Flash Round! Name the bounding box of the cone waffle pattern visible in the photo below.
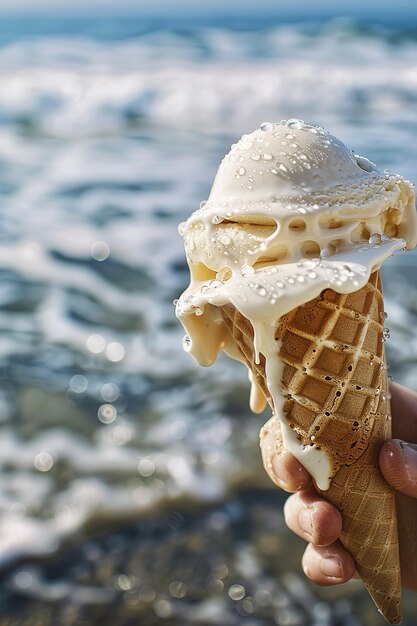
[222,270,402,624]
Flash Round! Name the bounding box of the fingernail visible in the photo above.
[320,556,343,579]
[400,442,417,484]
[299,508,313,537]
[271,454,289,487]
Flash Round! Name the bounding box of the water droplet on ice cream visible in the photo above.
[260,122,273,132]
[182,335,192,352]
[236,167,246,177]
[298,259,318,270]
[369,233,382,246]
[287,118,304,129]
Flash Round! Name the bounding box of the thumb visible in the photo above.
[379,439,417,498]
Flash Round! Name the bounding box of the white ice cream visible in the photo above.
[176,119,417,489]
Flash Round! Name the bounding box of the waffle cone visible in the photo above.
[221,270,401,623]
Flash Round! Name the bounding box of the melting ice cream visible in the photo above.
[176,119,416,489]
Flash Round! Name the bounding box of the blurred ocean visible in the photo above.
[0,14,416,626]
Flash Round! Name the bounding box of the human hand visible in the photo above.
[260,382,417,591]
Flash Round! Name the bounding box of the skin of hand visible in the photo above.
[260,382,417,590]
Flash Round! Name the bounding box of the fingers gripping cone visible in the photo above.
[222,270,402,623]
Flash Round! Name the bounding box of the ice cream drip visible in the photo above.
[176,120,416,489]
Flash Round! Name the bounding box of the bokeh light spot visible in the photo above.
[228,584,245,601]
[98,404,117,424]
[101,382,120,402]
[106,342,125,362]
[34,452,54,472]
[87,334,106,354]
[91,241,110,261]
[69,374,88,393]
[14,571,33,589]
[138,458,155,477]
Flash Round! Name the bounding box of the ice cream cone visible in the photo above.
[176,120,416,623]
[221,270,401,623]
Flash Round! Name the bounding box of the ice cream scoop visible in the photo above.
[176,119,417,623]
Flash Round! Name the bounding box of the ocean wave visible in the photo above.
[0,23,416,136]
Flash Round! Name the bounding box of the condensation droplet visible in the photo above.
[260,122,273,132]
[297,259,318,270]
[287,118,304,129]
[369,233,382,246]
[182,335,191,352]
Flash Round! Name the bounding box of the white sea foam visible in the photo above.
[0,25,415,137]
